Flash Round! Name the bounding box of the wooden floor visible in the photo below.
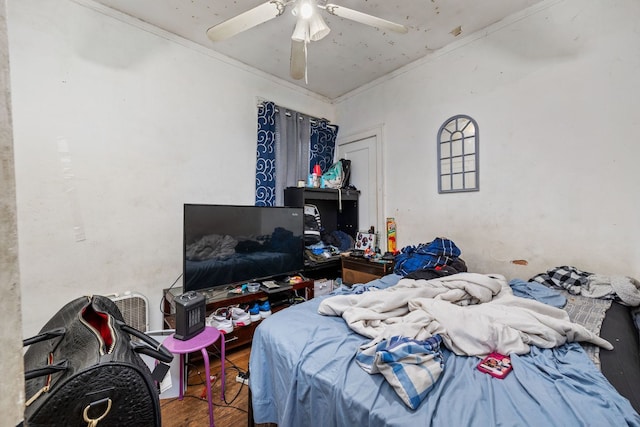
[160,344,253,427]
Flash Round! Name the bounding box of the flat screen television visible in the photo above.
[183,204,304,293]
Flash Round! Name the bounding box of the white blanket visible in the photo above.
[318,273,613,356]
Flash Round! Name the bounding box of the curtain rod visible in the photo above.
[256,97,332,125]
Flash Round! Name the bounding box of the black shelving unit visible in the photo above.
[284,187,360,280]
[284,187,359,238]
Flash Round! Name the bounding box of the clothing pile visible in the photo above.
[303,203,354,264]
[393,238,466,277]
[530,265,640,306]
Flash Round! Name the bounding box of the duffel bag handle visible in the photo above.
[116,321,173,363]
[24,360,68,381]
[23,327,66,347]
[23,327,69,381]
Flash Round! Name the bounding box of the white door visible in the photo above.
[337,129,383,248]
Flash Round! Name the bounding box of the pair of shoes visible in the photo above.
[206,308,233,334]
[248,299,272,321]
[258,299,272,318]
[248,303,261,323]
[207,301,272,332]
[230,305,251,327]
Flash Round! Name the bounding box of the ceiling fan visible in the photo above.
[206,0,408,82]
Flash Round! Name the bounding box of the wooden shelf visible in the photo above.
[163,280,314,352]
[341,256,394,285]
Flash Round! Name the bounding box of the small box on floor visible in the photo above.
[314,279,334,297]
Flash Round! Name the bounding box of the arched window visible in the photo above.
[437,115,479,193]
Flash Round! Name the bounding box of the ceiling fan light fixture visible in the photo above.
[291,17,310,42]
[299,0,315,19]
[206,0,410,86]
[308,13,330,41]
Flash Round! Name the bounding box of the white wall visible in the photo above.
[335,0,640,281]
[10,0,640,339]
[8,0,335,336]
[1,0,25,421]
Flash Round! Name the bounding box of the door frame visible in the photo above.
[337,125,385,242]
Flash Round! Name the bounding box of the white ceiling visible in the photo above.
[91,0,545,100]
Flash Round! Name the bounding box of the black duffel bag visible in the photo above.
[23,295,173,427]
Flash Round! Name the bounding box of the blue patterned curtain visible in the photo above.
[256,102,338,205]
[255,102,277,206]
[309,120,339,175]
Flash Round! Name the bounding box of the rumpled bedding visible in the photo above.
[249,290,640,426]
[318,272,613,408]
[318,273,612,356]
[509,278,567,308]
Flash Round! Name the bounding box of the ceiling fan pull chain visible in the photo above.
[304,41,308,84]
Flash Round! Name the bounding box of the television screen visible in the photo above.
[183,204,304,293]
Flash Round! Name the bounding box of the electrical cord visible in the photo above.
[180,357,247,407]
[159,273,182,316]
[207,343,245,373]
[185,361,211,387]
[221,375,247,406]
[179,344,248,407]
[205,345,250,406]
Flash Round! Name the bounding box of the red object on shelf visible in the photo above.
[313,164,322,176]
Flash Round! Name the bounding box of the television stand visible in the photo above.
[163,279,314,352]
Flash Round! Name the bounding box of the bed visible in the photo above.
[249,271,640,426]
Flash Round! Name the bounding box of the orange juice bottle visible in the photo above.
[386,218,397,254]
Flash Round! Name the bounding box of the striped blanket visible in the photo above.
[355,335,444,409]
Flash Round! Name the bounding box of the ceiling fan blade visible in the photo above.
[323,4,408,34]
[206,0,286,42]
[290,40,306,81]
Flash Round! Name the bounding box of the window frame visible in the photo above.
[437,114,480,194]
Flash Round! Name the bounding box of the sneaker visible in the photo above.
[206,308,233,334]
[248,302,261,323]
[230,306,251,327]
[258,299,272,318]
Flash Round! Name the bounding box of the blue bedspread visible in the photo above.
[249,276,640,427]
